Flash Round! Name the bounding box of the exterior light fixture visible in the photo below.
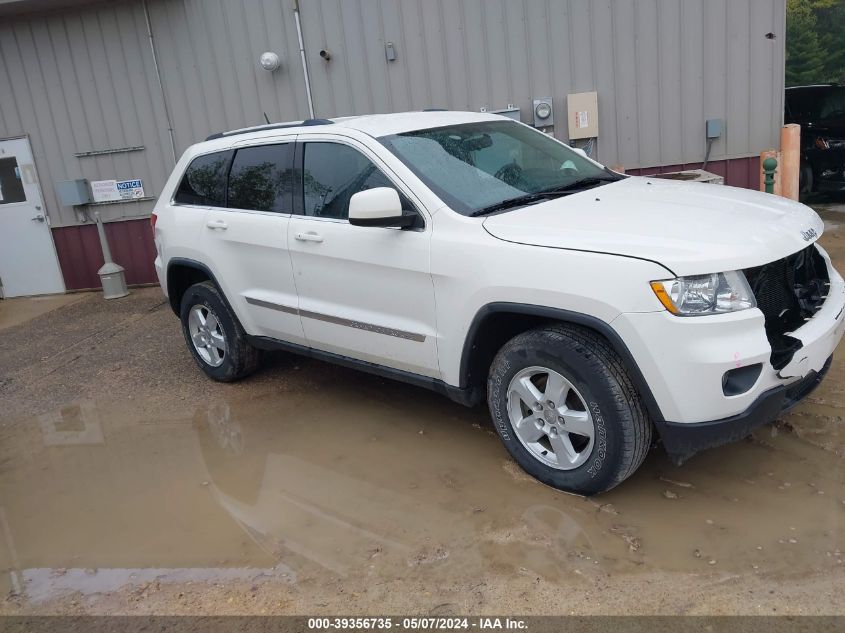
[259,52,281,72]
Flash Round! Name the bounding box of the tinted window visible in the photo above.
[302,143,395,219]
[227,144,294,213]
[174,151,230,206]
[787,87,845,121]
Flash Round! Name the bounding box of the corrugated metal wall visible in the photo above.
[0,0,786,232]
[296,0,786,168]
[0,0,173,227]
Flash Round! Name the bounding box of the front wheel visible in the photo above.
[487,324,652,495]
[800,163,814,196]
[180,281,261,382]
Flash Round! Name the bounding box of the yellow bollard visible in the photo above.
[780,124,801,200]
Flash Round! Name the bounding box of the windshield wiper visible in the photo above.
[539,176,618,194]
[471,176,619,217]
[470,193,549,217]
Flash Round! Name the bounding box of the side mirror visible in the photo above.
[348,187,415,228]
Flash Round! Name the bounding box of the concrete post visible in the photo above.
[780,124,801,200]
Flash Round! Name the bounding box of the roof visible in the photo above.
[0,0,97,16]
[786,84,841,90]
[205,110,507,143]
[335,110,505,137]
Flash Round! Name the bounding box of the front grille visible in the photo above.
[744,244,830,370]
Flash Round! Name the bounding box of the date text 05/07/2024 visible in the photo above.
[306,617,528,630]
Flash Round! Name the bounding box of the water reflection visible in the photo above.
[0,387,843,604]
[38,400,103,446]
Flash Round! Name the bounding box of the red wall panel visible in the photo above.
[626,157,758,190]
[52,218,157,291]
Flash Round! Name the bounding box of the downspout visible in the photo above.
[143,0,178,166]
[293,0,316,119]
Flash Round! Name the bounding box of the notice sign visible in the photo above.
[116,179,145,199]
[91,179,145,203]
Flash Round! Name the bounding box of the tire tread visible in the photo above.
[181,281,261,382]
[488,322,652,493]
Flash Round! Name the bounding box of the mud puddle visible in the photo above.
[1,377,843,606]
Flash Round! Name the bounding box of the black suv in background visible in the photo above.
[786,84,845,196]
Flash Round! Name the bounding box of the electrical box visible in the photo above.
[55,179,93,206]
[492,106,521,121]
[385,42,397,62]
[706,118,723,140]
[567,91,599,140]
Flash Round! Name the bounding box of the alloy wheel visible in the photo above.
[188,304,227,367]
[506,366,595,470]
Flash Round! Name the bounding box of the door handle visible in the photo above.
[31,214,45,222]
[295,231,323,243]
[206,219,228,230]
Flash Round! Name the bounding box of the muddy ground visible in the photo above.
[1,204,844,616]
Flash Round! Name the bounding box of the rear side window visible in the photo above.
[227,143,294,213]
[174,151,230,206]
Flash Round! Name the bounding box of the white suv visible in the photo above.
[152,111,845,494]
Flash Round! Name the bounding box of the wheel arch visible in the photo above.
[166,258,225,316]
[458,302,665,422]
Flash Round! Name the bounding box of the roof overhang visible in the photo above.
[0,0,113,17]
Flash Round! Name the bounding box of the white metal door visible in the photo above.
[0,137,65,297]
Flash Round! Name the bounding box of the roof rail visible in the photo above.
[422,108,448,112]
[205,118,334,141]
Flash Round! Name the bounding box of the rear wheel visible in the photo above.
[487,324,652,495]
[180,281,261,382]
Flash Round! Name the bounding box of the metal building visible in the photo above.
[0,0,787,295]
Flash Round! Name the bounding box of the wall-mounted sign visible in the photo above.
[90,178,145,203]
[116,179,145,199]
[90,179,120,202]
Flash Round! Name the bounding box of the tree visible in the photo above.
[786,0,845,85]
[786,0,827,86]
[814,0,845,83]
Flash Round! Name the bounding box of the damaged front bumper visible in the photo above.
[654,356,832,465]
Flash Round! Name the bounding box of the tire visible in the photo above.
[487,324,652,495]
[800,163,814,196]
[179,281,261,382]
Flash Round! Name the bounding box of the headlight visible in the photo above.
[650,271,756,316]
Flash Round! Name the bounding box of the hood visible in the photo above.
[482,177,824,277]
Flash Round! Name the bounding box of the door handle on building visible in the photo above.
[31,214,45,222]
[295,231,323,243]
[206,219,228,230]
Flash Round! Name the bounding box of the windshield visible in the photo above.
[787,87,845,122]
[378,120,621,216]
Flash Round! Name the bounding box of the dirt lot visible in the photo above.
[1,204,844,616]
